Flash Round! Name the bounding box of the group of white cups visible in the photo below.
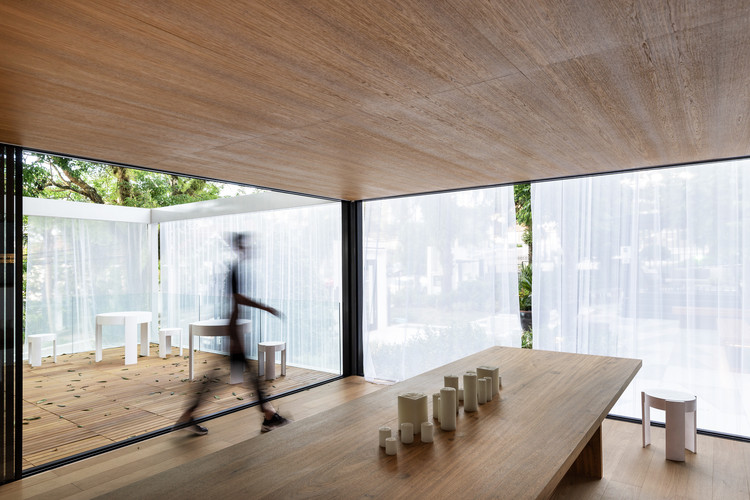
[380,365,501,456]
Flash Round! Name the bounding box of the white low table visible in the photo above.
[95,311,152,365]
[188,318,252,382]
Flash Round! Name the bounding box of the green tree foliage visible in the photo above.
[514,183,532,264]
[518,263,532,311]
[23,153,223,207]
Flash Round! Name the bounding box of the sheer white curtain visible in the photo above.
[533,160,750,437]
[160,203,342,373]
[363,186,521,382]
[25,217,151,354]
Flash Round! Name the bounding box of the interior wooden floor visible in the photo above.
[551,420,750,499]
[21,343,338,468]
[4,375,750,499]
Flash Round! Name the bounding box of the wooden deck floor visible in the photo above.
[22,343,338,469]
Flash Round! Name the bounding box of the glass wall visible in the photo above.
[362,186,521,382]
[20,152,343,470]
[160,203,343,373]
[25,217,151,353]
[533,159,750,438]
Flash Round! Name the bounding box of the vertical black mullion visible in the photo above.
[13,146,23,481]
[1,145,6,483]
[341,201,363,376]
[1,144,21,484]
[2,144,12,483]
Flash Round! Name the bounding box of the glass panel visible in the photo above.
[533,159,750,437]
[21,152,343,470]
[25,217,151,353]
[362,186,521,382]
[160,203,343,374]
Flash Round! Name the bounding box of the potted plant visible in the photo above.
[519,264,532,333]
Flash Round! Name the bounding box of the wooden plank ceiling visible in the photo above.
[1,1,749,201]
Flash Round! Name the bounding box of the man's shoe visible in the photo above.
[187,423,208,435]
[261,413,290,432]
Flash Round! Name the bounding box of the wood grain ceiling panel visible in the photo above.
[1,1,749,200]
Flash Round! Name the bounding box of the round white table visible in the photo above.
[188,318,251,382]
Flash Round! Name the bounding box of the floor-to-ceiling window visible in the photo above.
[159,199,343,374]
[534,159,750,438]
[20,152,343,470]
[362,186,521,382]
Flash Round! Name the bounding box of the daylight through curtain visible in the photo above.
[362,186,521,382]
[533,160,750,437]
[159,203,342,373]
[24,217,151,355]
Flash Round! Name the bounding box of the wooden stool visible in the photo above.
[258,341,286,380]
[28,333,57,367]
[642,389,697,461]
[159,328,183,358]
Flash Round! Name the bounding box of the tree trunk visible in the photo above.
[112,166,133,204]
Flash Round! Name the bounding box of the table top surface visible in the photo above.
[105,346,641,500]
[644,388,696,402]
[189,318,251,327]
[95,311,151,321]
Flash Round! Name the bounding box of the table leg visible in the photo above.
[95,324,103,362]
[159,330,166,359]
[189,326,194,380]
[642,391,651,447]
[569,424,603,479]
[686,407,697,454]
[124,317,137,365]
[30,338,41,367]
[666,400,686,461]
[265,350,276,380]
[140,321,150,357]
[230,358,243,384]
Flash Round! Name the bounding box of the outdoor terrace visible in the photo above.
[22,344,337,468]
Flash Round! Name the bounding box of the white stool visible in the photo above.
[159,328,183,358]
[258,341,286,380]
[28,333,57,367]
[642,389,697,461]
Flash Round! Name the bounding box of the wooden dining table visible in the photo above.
[104,346,640,500]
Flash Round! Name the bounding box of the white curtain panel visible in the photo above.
[25,217,151,354]
[362,186,521,383]
[160,203,342,373]
[533,160,750,437]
